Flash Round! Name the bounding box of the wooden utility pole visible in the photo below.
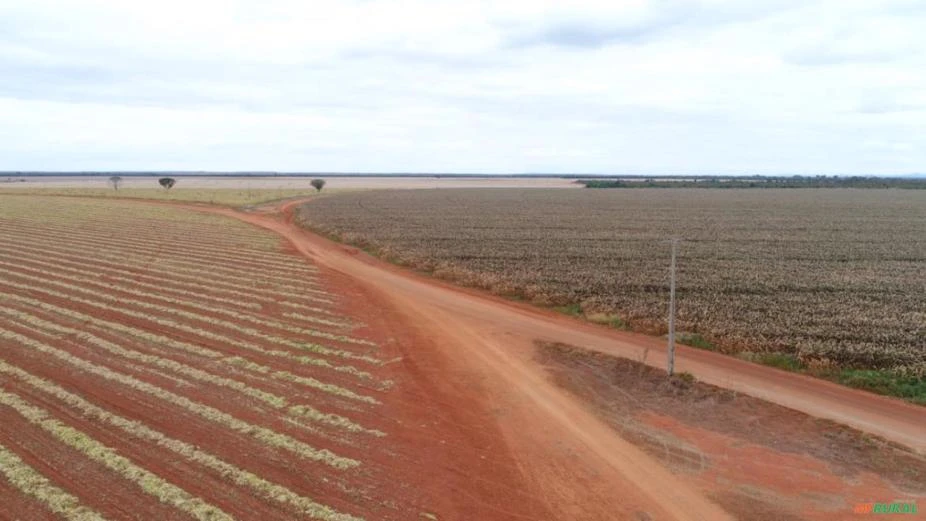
[667,238,679,376]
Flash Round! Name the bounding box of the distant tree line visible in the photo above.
[581,176,926,189]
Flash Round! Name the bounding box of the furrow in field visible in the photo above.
[0,236,334,306]
[0,221,320,278]
[0,248,262,311]
[4,304,385,447]
[0,292,381,398]
[0,442,107,521]
[0,405,192,521]
[0,480,58,521]
[0,256,353,332]
[0,216,312,265]
[0,277,379,373]
[0,360,366,521]
[0,232,330,301]
[0,306,383,436]
[0,223,321,281]
[0,326,382,518]
[0,327,362,470]
[0,237,338,314]
[0,389,235,521]
[13,216,300,257]
[0,219,290,265]
[1,217,270,248]
[3,217,282,249]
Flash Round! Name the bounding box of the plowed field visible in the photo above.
[0,195,543,520]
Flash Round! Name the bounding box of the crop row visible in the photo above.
[0,220,320,278]
[0,216,283,257]
[0,236,337,315]
[0,327,359,469]
[0,249,261,311]
[0,227,327,296]
[0,306,381,435]
[0,360,363,521]
[0,442,106,521]
[0,206,304,260]
[0,237,332,306]
[0,217,317,275]
[0,292,377,400]
[1,214,284,248]
[0,387,234,521]
[0,278,377,377]
[0,257,355,341]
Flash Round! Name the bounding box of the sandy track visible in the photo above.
[143,197,923,519]
[198,201,737,520]
[259,200,924,453]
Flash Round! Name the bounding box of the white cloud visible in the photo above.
[0,0,924,173]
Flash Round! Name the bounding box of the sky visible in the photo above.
[1,0,924,174]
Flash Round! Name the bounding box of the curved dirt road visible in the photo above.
[190,198,924,519]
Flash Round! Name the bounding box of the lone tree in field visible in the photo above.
[109,176,122,191]
[158,177,176,190]
[310,178,326,192]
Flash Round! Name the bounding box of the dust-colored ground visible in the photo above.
[6,194,923,520]
[0,195,554,520]
[535,341,926,521]
[188,197,924,519]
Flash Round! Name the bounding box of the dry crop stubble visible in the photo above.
[0,194,421,520]
[298,188,926,399]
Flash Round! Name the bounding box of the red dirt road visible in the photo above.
[188,199,925,520]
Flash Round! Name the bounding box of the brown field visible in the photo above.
[297,188,926,398]
[0,195,548,521]
[3,193,923,520]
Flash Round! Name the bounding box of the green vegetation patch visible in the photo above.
[837,370,926,405]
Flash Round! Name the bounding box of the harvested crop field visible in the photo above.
[297,188,926,399]
[0,195,542,521]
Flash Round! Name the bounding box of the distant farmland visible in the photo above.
[298,188,926,401]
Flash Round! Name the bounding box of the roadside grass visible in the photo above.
[739,352,804,371]
[553,303,583,316]
[836,370,926,406]
[736,352,926,405]
[585,312,630,330]
[552,304,632,330]
[677,333,716,351]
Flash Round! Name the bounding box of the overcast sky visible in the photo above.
[1,0,924,174]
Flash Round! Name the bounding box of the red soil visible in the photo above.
[0,239,338,314]
[0,263,361,355]
[0,400,192,521]
[0,283,376,398]
[0,331,372,519]
[0,479,58,521]
[2,195,923,520]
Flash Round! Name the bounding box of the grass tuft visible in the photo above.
[677,333,716,351]
[553,303,583,316]
[837,370,926,405]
